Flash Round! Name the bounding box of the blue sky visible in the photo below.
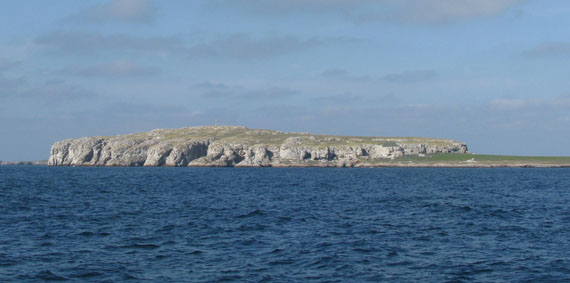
[1,0,570,160]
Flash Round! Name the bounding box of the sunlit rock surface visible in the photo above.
[48,126,468,167]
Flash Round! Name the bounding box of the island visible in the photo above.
[0,160,48,166]
[48,126,570,168]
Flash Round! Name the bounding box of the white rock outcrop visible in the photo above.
[48,126,468,167]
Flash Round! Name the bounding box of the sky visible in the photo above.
[1,0,570,161]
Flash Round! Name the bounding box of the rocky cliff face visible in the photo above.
[48,126,468,167]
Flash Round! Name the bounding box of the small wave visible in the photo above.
[70,271,103,279]
[78,231,109,237]
[121,243,160,250]
[386,260,413,266]
[35,270,68,281]
[306,256,334,268]
[269,259,294,265]
[217,274,243,281]
[122,273,138,280]
[413,235,431,241]
[40,233,54,239]
[236,209,264,218]
[353,248,373,253]
[278,216,292,222]
[156,224,176,232]
[78,231,95,237]
[469,267,493,275]
[459,205,472,211]
[0,258,18,267]
[489,260,508,266]
[237,224,266,231]
[335,264,352,271]
[239,238,257,245]
[490,209,512,218]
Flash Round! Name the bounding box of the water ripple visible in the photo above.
[0,166,569,281]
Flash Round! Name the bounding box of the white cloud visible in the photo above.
[20,80,97,102]
[0,75,95,103]
[490,98,528,109]
[0,57,20,72]
[193,82,231,90]
[36,32,183,54]
[0,76,26,99]
[62,60,158,77]
[315,92,363,104]
[490,95,570,110]
[522,42,570,58]
[322,69,370,81]
[68,0,156,24]
[194,81,299,100]
[208,0,524,24]
[36,32,348,59]
[384,0,524,24]
[381,70,437,83]
[187,34,351,59]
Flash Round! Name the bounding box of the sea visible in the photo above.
[0,166,569,282]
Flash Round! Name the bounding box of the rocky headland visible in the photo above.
[48,126,472,167]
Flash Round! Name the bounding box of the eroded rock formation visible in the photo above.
[48,126,468,167]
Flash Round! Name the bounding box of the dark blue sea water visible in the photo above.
[1,167,569,282]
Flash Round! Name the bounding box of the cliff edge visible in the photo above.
[48,126,468,167]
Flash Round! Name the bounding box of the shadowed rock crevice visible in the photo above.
[82,149,94,163]
[48,126,468,167]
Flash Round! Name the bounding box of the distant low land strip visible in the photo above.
[0,160,48,166]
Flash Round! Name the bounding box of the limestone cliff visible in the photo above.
[48,126,468,167]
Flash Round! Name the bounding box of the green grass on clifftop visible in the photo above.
[385,153,570,165]
[116,125,464,147]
